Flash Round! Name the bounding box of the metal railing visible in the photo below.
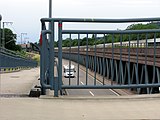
[0,47,38,71]
[41,17,160,97]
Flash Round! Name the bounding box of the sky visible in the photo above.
[0,0,160,43]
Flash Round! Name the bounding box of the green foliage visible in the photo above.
[62,38,71,47]
[16,50,28,58]
[54,41,58,47]
[14,44,22,51]
[126,23,159,30]
[0,28,22,51]
[4,28,16,49]
[107,23,160,43]
[30,53,40,65]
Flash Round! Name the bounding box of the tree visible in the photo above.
[4,28,16,49]
[106,22,160,43]
[2,28,22,51]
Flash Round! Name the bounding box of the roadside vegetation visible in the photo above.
[0,28,40,63]
[0,28,22,51]
[27,52,40,65]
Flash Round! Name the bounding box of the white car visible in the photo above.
[63,64,76,78]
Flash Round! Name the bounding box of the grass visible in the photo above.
[26,52,40,65]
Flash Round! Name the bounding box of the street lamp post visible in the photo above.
[21,33,27,44]
[2,21,13,48]
[49,0,52,18]
[0,14,2,47]
[48,0,52,43]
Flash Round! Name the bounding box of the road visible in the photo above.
[62,59,119,96]
[0,67,39,96]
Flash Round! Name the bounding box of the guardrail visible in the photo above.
[0,47,38,72]
[41,17,160,97]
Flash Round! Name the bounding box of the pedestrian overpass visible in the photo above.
[40,17,160,97]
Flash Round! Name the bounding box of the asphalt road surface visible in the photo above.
[62,59,119,96]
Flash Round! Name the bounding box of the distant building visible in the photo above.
[18,43,31,52]
[18,43,40,53]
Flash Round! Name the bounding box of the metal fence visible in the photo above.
[0,47,38,71]
[41,17,160,97]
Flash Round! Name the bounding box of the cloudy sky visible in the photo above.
[0,0,160,43]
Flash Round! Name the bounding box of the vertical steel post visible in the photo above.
[103,34,106,85]
[100,57,102,75]
[41,31,46,95]
[77,34,80,85]
[48,0,52,90]
[40,23,46,95]
[153,33,156,80]
[56,21,62,97]
[128,34,131,85]
[0,15,2,47]
[151,33,157,93]
[94,34,97,85]
[111,34,114,85]
[136,34,139,84]
[156,68,160,88]
[0,17,2,93]
[69,34,71,85]
[86,34,89,85]
[120,34,123,84]
[145,34,149,93]
[49,20,54,90]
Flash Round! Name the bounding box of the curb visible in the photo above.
[39,93,160,101]
[0,67,31,74]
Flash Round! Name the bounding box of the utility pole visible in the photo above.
[21,33,27,44]
[24,37,29,44]
[2,22,13,48]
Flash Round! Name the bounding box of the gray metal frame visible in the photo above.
[41,17,160,97]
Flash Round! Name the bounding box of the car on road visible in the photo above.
[63,64,76,78]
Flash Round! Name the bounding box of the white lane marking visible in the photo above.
[95,78,120,96]
[80,81,95,96]
[89,91,95,96]
[80,81,84,85]
[109,89,120,96]
[68,62,120,96]
[66,90,70,95]
[96,79,103,84]
[85,73,120,96]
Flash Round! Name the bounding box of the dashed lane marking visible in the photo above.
[109,89,120,96]
[79,69,120,96]
[80,81,84,85]
[89,91,95,96]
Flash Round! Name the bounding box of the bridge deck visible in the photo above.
[62,48,160,67]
